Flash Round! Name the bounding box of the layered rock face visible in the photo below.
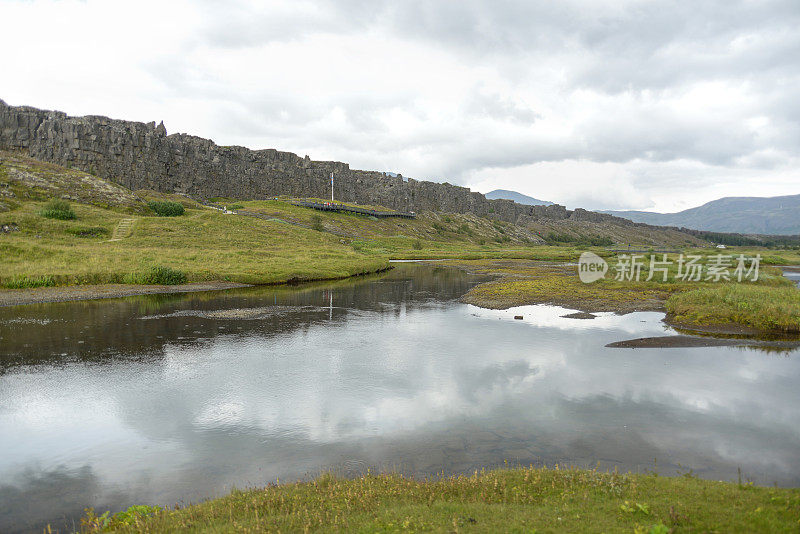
[0,99,632,225]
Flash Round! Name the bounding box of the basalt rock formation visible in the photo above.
[0,99,633,225]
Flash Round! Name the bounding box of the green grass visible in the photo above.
[2,274,56,289]
[65,226,110,238]
[81,466,800,533]
[0,200,389,287]
[667,284,800,333]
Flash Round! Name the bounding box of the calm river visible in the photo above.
[1,263,799,532]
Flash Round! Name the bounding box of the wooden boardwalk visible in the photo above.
[290,201,416,219]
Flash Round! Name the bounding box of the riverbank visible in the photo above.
[81,466,800,533]
[443,258,800,334]
[0,281,252,307]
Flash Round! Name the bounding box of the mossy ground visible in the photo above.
[81,467,800,533]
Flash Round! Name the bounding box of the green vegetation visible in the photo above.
[448,257,799,332]
[545,231,614,247]
[83,505,163,532]
[448,260,679,313]
[147,200,185,217]
[229,203,244,210]
[39,198,76,220]
[66,226,110,238]
[667,284,800,333]
[81,466,800,533]
[0,199,388,287]
[123,266,187,285]
[3,274,56,289]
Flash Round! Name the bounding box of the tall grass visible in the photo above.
[3,275,56,289]
[666,284,800,333]
[147,200,185,217]
[39,198,76,220]
[124,266,187,285]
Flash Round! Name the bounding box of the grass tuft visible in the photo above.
[124,266,187,285]
[147,201,185,217]
[39,198,76,220]
[66,226,110,238]
[3,274,56,289]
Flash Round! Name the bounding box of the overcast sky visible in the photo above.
[2,0,799,211]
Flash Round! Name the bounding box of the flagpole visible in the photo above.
[330,172,334,202]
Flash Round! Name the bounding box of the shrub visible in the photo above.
[412,239,423,250]
[310,214,324,232]
[229,204,244,210]
[544,232,613,247]
[125,266,187,285]
[146,266,186,285]
[432,222,447,234]
[40,199,76,220]
[66,226,110,238]
[148,201,185,217]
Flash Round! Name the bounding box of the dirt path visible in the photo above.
[0,281,251,308]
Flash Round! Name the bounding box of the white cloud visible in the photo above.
[1,0,798,211]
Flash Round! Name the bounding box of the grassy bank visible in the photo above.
[81,467,800,533]
[0,200,389,287]
[666,284,800,333]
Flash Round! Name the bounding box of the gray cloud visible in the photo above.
[2,0,798,210]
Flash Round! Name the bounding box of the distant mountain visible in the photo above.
[486,189,553,206]
[603,194,800,235]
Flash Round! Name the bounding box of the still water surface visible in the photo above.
[1,263,799,532]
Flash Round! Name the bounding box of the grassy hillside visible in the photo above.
[212,196,705,252]
[0,151,391,287]
[82,467,800,533]
[0,150,713,289]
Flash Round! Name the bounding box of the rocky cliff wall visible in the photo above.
[0,99,635,226]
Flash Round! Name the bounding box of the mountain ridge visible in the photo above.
[485,189,553,206]
[603,194,800,235]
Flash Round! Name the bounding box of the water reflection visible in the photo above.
[0,263,798,533]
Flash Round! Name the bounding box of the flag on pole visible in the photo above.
[330,172,334,184]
